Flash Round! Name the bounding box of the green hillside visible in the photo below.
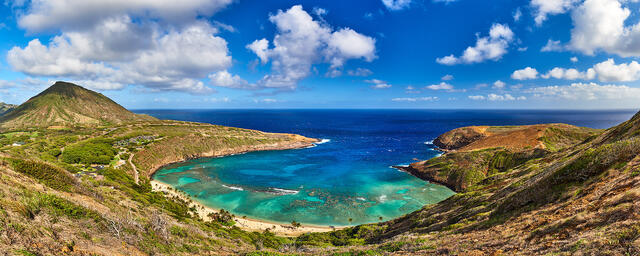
[0,81,156,129]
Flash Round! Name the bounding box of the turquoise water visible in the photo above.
[148,109,637,226]
[154,143,454,226]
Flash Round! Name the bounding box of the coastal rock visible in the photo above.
[404,124,599,192]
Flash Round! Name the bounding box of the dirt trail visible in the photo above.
[129,153,138,184]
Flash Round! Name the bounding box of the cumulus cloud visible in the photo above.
[7,0,236,94]
[541,67,596,80]
[254,98,278,103]
[246,39,269,63]
[592,58,640,82]
[468,94,526,101]
[511,67,539,80]
[208,71,252,89]
[347,68,373,77]
[436,24,514,65]
[531,0,578,26]
[493,80,506,89]
[381,0,412,10]
[425,82,454,90]
[541,39,564,52]
[571,56,578,62]
[366,79,392,89]
[527,59,639,82]
[17,0,232,32]
[492,94,526,101]
[441,74,454,81]
[392,97,438,102]
[514,8,522,22]
[246,5,376,89]
[569,0,640,57]
[526,82,640,100]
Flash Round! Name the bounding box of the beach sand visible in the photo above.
[151,180,344,237]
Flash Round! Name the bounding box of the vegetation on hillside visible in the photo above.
[0,81,156,129]
[61,138,117,165]
[2,82,640,255]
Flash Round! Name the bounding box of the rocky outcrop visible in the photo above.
[402,124,599,192]
[433,126,487,150]
[432,124,599,152]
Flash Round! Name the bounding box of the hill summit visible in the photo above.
[0,81,156,128]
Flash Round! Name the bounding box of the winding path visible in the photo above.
[128,153,139,184]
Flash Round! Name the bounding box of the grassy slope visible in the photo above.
[402,124,599,192]
[297,114,640,255]
[0,82,156,129]
[0,121,322,255]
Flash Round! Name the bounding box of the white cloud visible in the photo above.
[435,55,458,65]
[204,97,230,103]
[366,79,392,89]
[208,70,252,89]
[382,0,412,10]
[526,82,640,100]
[436,23,514,65]
[246,39,269,63]
[571,56,578,62]
[441,74,454,80]
[569,0,640,57]
[469,94,525,101]
[254,98,278,103]
[592,58,640,82]
[475,83,489,89]
[488,93,515,101]
[541,67,596,80]
[326,28,377,68]
[511,67,539,80]
[531,0,578,26]
[528,59,640,82]
[7,1,235,94]
[17,0,232,32]
[392,97,438,102]
[493,80,506,89]
[313,7,328,16]
[246,5,376,89]
[347,68,373,76]
[426,82,454,90]
[511,84,524,90]
[514,8,522,22]
[541,39,564,52]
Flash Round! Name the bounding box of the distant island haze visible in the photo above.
[2,0,640,255]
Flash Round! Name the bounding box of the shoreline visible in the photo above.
[146,134,320,178]
[150,180,345,237]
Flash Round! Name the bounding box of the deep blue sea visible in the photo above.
[137,109,637,226]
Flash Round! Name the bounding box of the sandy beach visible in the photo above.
[150,180,344,237]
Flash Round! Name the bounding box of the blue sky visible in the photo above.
[1,0,640,109]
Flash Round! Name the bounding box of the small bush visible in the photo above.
[4,158,74,191]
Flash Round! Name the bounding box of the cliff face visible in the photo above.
[403,124,599,192]
[132,124,318,178]
[433,124,599,152]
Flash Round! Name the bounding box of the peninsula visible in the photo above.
[1,82,639,255]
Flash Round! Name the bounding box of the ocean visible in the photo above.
[137,109,637,226]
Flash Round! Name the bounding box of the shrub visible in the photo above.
[5,158,75,191]
[62,138,116,165]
